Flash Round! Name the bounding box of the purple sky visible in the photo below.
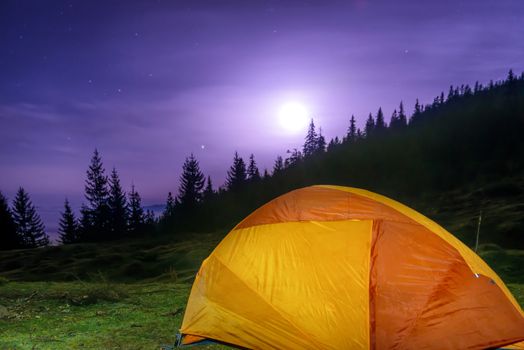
[1,0,524,237]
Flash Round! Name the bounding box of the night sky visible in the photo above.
[1,0,523,238]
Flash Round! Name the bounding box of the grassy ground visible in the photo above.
[0,232,225,283]
[405,175,524,249]
[0,281,234,350]
[0,247,522,349]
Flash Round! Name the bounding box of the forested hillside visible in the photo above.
[188,72,524,248]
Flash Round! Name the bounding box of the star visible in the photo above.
[201,145,205,150]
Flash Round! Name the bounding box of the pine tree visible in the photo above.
[144,210,156,229]
[203,177,215,199]
[0,191,20,250]
[507,69,517,92]
[327,139,335,151]
[81,149,110,241]
[316,127,326,153]
[247,154,261,181]
[507,69,515,82]
[273,156,284,175]
[327,137,341,152]
[108,167,128,239]
[347,115,357,143]
[78,204,91,242]
[365,113,375,137]
[447,85,454,101]
[85,149,109,209]
[163,192,176,218]
[285,148,302,167]
[410,99,422,124]
[303,119,318,157]
[128,185,145,235]
[415,99,422,113]
[178,154,205,207]
[389,109,399,129]
[226,152,247,191]
[58,199,79,244]
[432,96,440,108]
[12,187,49,248]
[263,169,270,179]
[159,191,175,229]
[398,101,407,126]
[375,107,387,132]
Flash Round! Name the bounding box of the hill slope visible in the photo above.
[192,75,524,248]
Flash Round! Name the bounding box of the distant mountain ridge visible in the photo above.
[144,204,165,217]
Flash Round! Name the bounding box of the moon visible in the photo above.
[278,102,309,133]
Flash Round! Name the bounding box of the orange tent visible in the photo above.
[179,185,524,349]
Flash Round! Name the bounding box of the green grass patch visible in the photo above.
[0,281,231,349]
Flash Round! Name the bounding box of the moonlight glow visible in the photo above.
[278,102,309,133]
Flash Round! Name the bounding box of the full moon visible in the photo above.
[278,102,309,133]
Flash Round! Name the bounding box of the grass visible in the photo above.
[478,246,524,284]
[0,232,231,349]
[0,281,190,349]
[0,232,224,283]
[0,231,234,349]
[0,281,232,350]
[404,175,524,249]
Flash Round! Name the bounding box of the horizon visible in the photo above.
[1,0,524,238]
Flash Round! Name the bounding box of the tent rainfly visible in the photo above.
[178,185,524,349]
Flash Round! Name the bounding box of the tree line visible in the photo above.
[1,69,522,249]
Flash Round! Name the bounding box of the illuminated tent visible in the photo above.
[178,185,524,349]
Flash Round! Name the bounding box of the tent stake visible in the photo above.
[474,210,482,253]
